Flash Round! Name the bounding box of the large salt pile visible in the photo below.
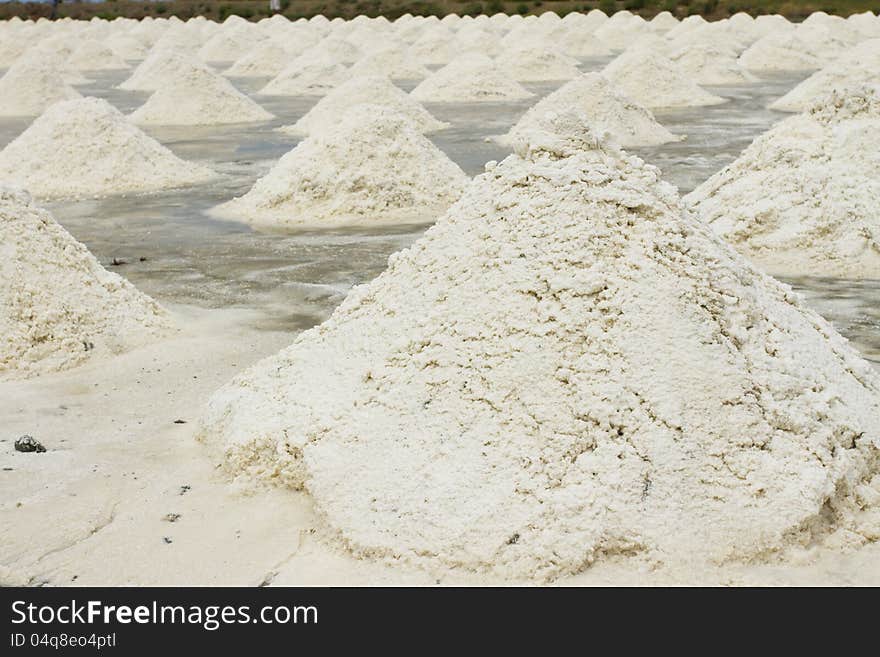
[0,60,82,117]
[0,97,217,199]
[68,39,129,70]
[603,48,725,108]
[258,55,350,96]
[282,75,447,136]
[119,50,212,91]
[498,73,680,148]
[770,40,880,112]
[669,44,756,85]
[410,53,534,103]
[212,104,468,230]
[686,86,880,279]
[0,187,172,379]
[129,65,274,126]
[494,46,582,82]
[199,110,880,580]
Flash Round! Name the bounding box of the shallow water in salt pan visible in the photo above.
[0,65,877,366]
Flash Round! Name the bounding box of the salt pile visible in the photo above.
[686,86,880,279]
[258,55,350,96]
[104,33,150,60]
[349,46,431,80]
[739,34,821,72]
[119,50,212,92]
[0,60,82,117]
[212,104,468,229]
[593,11,651,50]
[199,110,880,580]
[407,27,458,65]
[281,75,447,136]
[603,48,725,108]
[129,65,274,126]
[225,41,293,78]
[499,73,680,148]
[68,39,129,71]
[410,53,534,103]
[0,97,217,199]
[0,187,172,379]
[770,40,880,112]
[552,26,612,58]
[198,25,255,62]
[669,44,756,85]
[494,46,581,82]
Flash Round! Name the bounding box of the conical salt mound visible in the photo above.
[119,50,211,92]
[212,104,468,230]
[199,109,880,581]
[0,97,217,199]
[738,35,821,72]
[281,75,447,136]
[410,53,534,103]
[0,60,82,117]
[686,86,880,279]
[494,45,582,82]
[349,46,431,80]
[258,55,350,96]
[770,40,880,112]
[0,187,173,379]
[129,65,274,126]
[225,40,292,78]
[68,39,129,71]
[668,44,757,85]
[603,48,725,108]
[499,73,681,148]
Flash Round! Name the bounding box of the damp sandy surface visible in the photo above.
[1,63,878,586]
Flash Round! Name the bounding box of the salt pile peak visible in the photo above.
[199,109,880,580]
[0,187,173,379]
[0,97,217,199]
[212,104,468,229]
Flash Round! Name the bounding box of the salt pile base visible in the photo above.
[199,111,880,581]
[0,187,172,379]
[0,97,217,199]
[212,104,468,229]
[686,87,880,279]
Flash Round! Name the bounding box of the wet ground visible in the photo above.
[0,61,877,366]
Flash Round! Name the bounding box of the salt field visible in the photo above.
[1,9,879,587]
